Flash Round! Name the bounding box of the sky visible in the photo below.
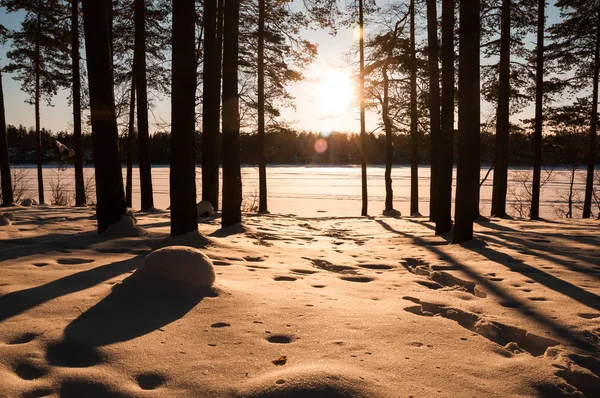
[0,2,564,137]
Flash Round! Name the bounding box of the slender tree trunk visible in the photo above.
[0,69,13,205]
[126,68,136,208]
[135,0,154,210]
[257,0,267,213]
[568,166,575,218]
[454,0,480,243]
[410,0,419,216]
[35,0,44,204]
[214,0,224,212]
[221,0,242,227]
[426,0,441,222]
[530,0,544,220]
[171,0,198,236]
[383,24,399,213]
[202,0,220,211]
[583,10,600,218]
[72,0,85,206]
[81,0,127,233]
[359,0,368,216]
[491,0,511,218]
[436,0,454,235]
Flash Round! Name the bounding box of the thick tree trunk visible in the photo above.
[135,0,154,210]
[426,0,441,222]
[171,0,198,236]
[72,0,85,206]
[257,0,267,213]
[530,0,544,220]
[436,0,454,235]
[0,69,13,205]
[126,69,136,209]
[35,0,44,204]
[221,0,242,227]
[410,0,419,216]
[359,0,368,216]
[491,0,511,218]
[454,0,480,243]
[81,0,127,233]
[583,11,600,218]
[202,0,220,211]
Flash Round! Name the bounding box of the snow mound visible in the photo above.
[197,201,214,217]
[103,214,146,237]
[133,246,216,287]
[20,198,38,206]
[382,208,401,218]
[237,365,382,398]
[125,208,137,225]
[0,213,11,226]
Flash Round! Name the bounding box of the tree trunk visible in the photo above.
[35,0,44,204]
[491,0,511,218]
[530,0,544,220]
[135,0,154,210]
[0,69,13,205]
[72,0,86,206]
[202,0,220,211]
[221,0,242,227]
[81,0,127,233]
[383,24,399,213]
[171,0,198,236]
[436,0,454,235]
[583,10,600,218]
[453,0,480,243]
[215,0,224,212]
[410,0,419,216]
[257,0,267,213]
[126,67,136,209]
[426,0,440,222]
[359,0,368,216]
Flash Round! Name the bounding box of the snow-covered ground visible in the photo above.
[0,206,598,397]
[10,165,591,218]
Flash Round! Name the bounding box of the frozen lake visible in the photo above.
[9,165,590,218]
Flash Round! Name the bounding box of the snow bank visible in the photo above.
[197,201,214,217]
[103,214,146,237]
[132,245,216,287]
[20,198,38,206]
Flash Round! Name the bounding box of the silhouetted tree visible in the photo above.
[126,65,135,208]
[81,0,127,232]
[3,0,70,204]
[409,0,418,216]
[171,0,198,235]
[222,0,242,227]
[436,0,454,235]
[71,0,85,206]
[0,69,12,205]
[530,0,544,220]
[202,0,220,211]
[426,0,440,222]
[454,0,480,243]
[257,0,267,212]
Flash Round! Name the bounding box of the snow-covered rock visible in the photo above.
[197,201,214,217]
[382,209,401,218]
[103,214,146,237]
[21,198,38,206]
[0,213,11,226]
[125,208,137,225]
[134,246,216,287]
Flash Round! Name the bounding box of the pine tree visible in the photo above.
[359,0,368,216]
[3,0,70,204]
[426,0,440,222]
[530,0,544,220]
[0,24,13,205]
[171,0,198,235]
[409,0,419,216]
[81,0,127,233]
[71,0,85,206]
[257,0,267,213]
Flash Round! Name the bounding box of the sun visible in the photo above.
[314,70,355,117]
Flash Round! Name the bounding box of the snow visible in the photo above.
[20,198,38,206]
[0,205,598,397]
[0,214,11,226]
[197,200,214,217]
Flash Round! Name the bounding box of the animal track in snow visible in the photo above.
[56,258,95,265]
[137,373,166,390]
[13,361,48,380]
[274,276,297,282]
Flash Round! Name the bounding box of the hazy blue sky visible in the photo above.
[0,2,566,137]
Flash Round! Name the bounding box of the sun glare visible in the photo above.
[314,71,355,117]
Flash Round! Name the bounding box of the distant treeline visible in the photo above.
[5,124,598,166]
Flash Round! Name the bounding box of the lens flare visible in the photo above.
[314,138,328,154]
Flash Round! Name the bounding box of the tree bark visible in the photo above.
[126,67,136,209]
[0,69,13,205]
[72,0,86,206]
[491,0,511,218]
[81,0,127,233]
[35,0,44,204]
[383,25,399,213]
[436,0,454,235]
[410,0,419,216]
[426,0,440,222]
[454,0,480,243]
[530,0,544,220]
[359,0,368,216]
[583,10,600,218]
[202,0,220,211]
[135,0,154,210]
[171,0,198,236]
[221,0,242,227]
[257,0,267,213]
